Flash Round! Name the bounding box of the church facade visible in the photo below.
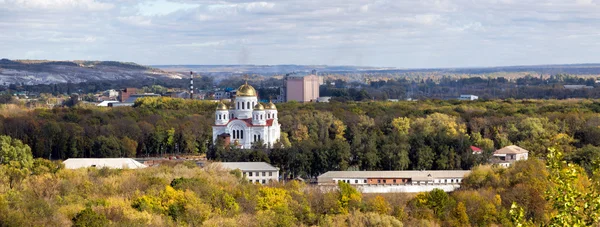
[212,82,281,148]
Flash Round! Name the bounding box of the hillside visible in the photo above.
[155,63,600,76]
[0,59,182,85]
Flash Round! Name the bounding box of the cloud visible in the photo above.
[1,0,600,68]
[0,0,114,11]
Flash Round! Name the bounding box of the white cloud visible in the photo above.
[1,0,114,11]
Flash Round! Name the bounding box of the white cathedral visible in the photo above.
[212,82,281,148]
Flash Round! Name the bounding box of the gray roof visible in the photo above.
[63,158,147,169]
[494,145,529,154]
[218,162,279,171]
[318,170,471,183]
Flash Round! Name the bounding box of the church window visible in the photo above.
[260,115,263,120]
[247,102,250,109]
[237,102,240,109]
[242,102,245,109]
[241,130,244,139]
[258,135,261,141]
[218,115,221,120]
[254,135,257,142]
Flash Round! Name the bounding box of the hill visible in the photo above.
[155,63,600,76]
[0,59,181,85]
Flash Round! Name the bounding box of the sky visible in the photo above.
[1,0,600,68]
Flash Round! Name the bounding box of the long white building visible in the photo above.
[317,170,471,193]
[212,82,281,148]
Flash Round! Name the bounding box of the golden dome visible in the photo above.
[216,102,228,110]
[265,101,276,109]
[254,103,265,110]
[236,81,257,97]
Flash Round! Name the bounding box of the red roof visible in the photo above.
[470,146,482,153]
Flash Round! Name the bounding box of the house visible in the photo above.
[458,95,478,101]
[63,158,147,169]
[470,146,483,155]
[218,162,279,184]
[492,145,529,167]
[317,170,471,193]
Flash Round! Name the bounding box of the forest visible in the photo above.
[0,134,598,226]
[2,98,600,179]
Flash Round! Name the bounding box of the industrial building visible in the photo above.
[63,158,147,169]
[280,71,321,103]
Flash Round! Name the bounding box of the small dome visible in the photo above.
[254,103,265,110]
[216,102,228,110]
[265,101,276,109]
[236,81,257,97]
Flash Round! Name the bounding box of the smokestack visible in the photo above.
[190,71,194,99]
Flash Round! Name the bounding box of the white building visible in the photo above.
[492,145,529,167]
[212,82,281,148]
[63,158,147,169]
[219,162,279,184]
[317,170,471,193]
[458,95,478,101]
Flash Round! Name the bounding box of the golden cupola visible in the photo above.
[236,81,257,97]
[216,102,228,110]
[265,100,276,109]
[254,103,265,110]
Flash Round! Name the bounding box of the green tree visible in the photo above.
[72,207,109,227]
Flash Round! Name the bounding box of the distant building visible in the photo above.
[564,85,594,90]
[458,95,478,101]
[283,72,320,103]
[492,145,529,167]
[63,158,147,169]
[103,89,119,98]
[387,99,399,102]
[97,100,119,107]
[470,146,483,155]
[317,97,331,103]
[219,162,279,184]
[109,93,160,107]
[317,170,471,193]
[118,88,137,102]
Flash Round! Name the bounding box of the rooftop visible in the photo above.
[494,145,529,155]
[318,170,471,183]
[218,162,279,171]
[63,158,147,169]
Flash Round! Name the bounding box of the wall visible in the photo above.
[243,170,279,184]
[286,78,305,102]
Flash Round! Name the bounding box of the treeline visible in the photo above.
[1,98,600,179]
[0,135,598,226]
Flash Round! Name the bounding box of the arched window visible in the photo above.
[218,115,221,120]
[247,102,250,109]
[242,102,245,109]
[237,102,240,109]
[241,130,244,139]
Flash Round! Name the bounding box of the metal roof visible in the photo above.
[317,170,471,183]
[218,162,279,171]
[494,145,529,154]
[63,158,147,169]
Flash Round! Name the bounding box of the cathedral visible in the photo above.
[212,82,281,148]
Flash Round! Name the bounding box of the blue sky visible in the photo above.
[1,0,599,68]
